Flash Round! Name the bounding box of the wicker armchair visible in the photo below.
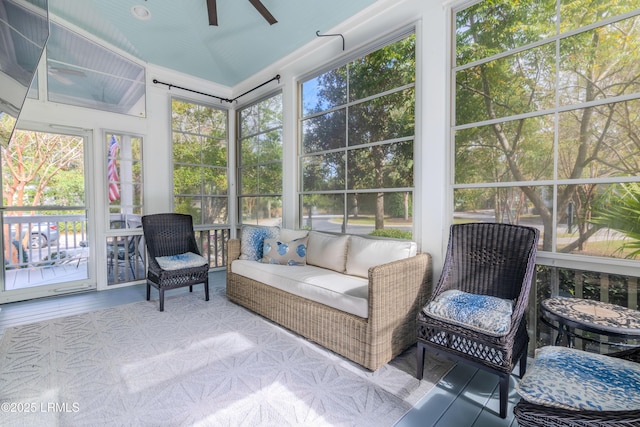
[416,222,539,418]
[141,213,209,311]
[514,346,640,426]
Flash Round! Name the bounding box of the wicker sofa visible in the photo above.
[226,228,433,371]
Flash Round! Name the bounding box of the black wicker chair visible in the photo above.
[514,346,640,426]
[416,222,539,418]
[141,213,209,311]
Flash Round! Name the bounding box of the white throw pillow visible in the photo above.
[306,231,350,273]
[345,235,417,278]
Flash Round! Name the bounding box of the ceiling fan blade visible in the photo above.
[207,0,218,26]
[248,0,277,25]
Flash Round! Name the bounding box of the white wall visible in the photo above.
[16,0,451,287]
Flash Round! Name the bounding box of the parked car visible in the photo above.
[17,222,60,249]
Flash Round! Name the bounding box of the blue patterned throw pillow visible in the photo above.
[516,346,640,411]
[423,289,514,336]
[262,236,309,266]
[239,225,280,261]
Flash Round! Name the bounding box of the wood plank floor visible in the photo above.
[0,271,522,427]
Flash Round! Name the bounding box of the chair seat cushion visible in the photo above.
[422,289,513,336]
[515,346,640,411]
[156,252,207,270]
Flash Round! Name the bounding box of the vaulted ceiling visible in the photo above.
[49,0,380,87]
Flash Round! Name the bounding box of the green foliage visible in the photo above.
[590,183,640,258]
[369,228,412,240]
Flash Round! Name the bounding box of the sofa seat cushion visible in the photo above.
[422,289,514,336]
[515,346,640,411]
[231,260,369,318]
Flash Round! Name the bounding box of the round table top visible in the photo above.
[541,297,640,336]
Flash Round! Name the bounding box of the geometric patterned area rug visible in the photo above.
[0,285,452,426]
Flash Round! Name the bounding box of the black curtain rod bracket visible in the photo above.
[316,30,345,51]
[152,75,280,104]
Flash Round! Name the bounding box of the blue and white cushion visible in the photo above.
[262,236,309,266]
[156,252,207,270]
[516,346,640,411]
[239,225,280,261]
[423,289,514,336]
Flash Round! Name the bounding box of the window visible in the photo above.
[237,93,283,226]
[105,132,144,285]
[46,22,145,117]
[453,1,640,264]
[172,98,228,225]
[299,32,415,238]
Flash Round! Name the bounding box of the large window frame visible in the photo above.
[451,2,640,276]
[237,92,283,227]
[171,97,229,227]
[298,30,416,238]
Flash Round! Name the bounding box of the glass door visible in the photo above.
[0,127,93,303]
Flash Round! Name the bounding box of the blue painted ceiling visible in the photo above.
[48,0,379,87]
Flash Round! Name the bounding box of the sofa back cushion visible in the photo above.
[346,235,417,278]
[306,231,350,273]
[279,228,309,241]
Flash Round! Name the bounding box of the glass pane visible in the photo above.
[200,105,227,139]
[564,182,640,260]
[348,34,415,102]
[172,99,198,132]
[47,23,145,117]
[559,15,640,107]
[240,94,282,137]
[455,0,556,67]
[300,194,345,232]
[174,196,201,223]
[346,192,413,238]
[347,141,413,189]
[174,165,201,194]
[560,0,640,33]
[240,196,282,225]
[173,132,201,166]
[3,129,85,207]
[453,186,549,250]
[258,163,282,194]
[203,138,227,167]
[302,110,346,153]
[259,130,283,163]
[202,197,228,224]
[301,66,347,117]
[301,152,345,191]
[239,166,258,195]
[202,167,228,195]
[558,101,640,180]
[455,115,555,184]
[240,135,260,166]
[348,88,415,146]
[455,43,556,126]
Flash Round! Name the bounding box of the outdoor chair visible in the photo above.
[514,346,640,426]
[141,213,209,311]
[416,222,539,418]
[107,220,143,277]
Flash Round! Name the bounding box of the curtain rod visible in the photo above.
[152,74,281,104]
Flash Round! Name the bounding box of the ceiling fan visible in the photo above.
[206,0,277,26]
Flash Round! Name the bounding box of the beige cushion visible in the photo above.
[279,228,309,241]
[306,231,350,273]
[346,235,417,278]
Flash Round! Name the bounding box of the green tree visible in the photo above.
[455,1,640,253]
